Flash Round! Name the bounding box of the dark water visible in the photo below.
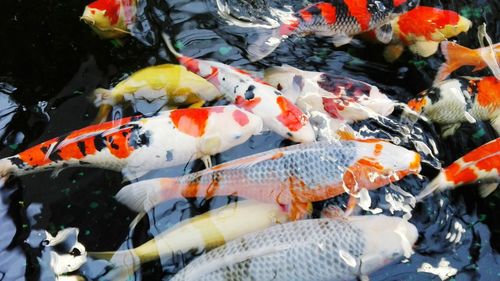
[0,0,499,280]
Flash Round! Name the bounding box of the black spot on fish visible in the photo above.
[292,75,304,91]
[274,91,282,96]
[277,83,283,91]
[79,161,91,165]
[128,128,151,149]
[287,132,293,137]
[425,87,441,104]
[108,136,120,150]
[233,85,240,94]
[9,157,25,169]
[77,141,86,156]
[222,77,226,81]
[40,146,49,154]
[94,136,107,152]
[244,85,255,100]
[49,151,63,162]
[166,150,173,161]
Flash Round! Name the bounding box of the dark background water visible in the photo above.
[0,0,499,280]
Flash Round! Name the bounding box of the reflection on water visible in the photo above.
[0,0,499,280]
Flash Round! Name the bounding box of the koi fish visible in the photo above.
[417,137,499,200]
[242,0,419,61]
[89,200,289,279]
[81,0,136,39]
[162,34,315,143]
[264,65,395,139]
[381,6,471,62]
[0,106,262,180]
[170,215,418,281]
[93,64,222,123]
[407,76,500,137]
[116,139,421,219]
[435,41,500,83]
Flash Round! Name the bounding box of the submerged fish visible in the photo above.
[89,200,289,278]
[81,0,136,39]
[382,6,471,62]
[162,34,315,143]
[170,215,418,281]
[116,139,421,219]
[417,137,499,200]
[264,65,395,139]
[0,106,262,180]
[244,0,419,61]
[93,64,221,123]
[435,41,500,83]
[407,76,500,136]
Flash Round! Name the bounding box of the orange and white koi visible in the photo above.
[435,41,500,83]
[93,64,221,123]
[417,138,499,200]
[380,6,471,62]
[264,65,396,139]
[116,139,421,219]
[407,76,500,136]
[81,0,136,39]
[162,34,315,143]
[240,0,419,61]
[0,106,262,180]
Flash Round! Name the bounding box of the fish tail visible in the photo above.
[246,26,284,62]
[434,41,473,84]
[415,172,448,201]
[88,250,140,279]
[115,178,178,213]
[92,88,114,124]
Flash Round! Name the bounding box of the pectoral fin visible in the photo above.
[330,34,353,47]
[479,183,498,198]
[408,41,440,57]
[383,44,405,62]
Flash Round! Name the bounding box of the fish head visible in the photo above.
[81,0,128,38]
[392,0,420,14]
[275,96,316,143]
[204,106,263,153]
[353,140,421,186]
[349,215,418,275]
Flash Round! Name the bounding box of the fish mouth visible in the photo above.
[80,16,96,26]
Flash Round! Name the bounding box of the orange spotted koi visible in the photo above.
[408,76,500,136]
[0,106,262,180]
[116,139,421,220]
[417,138,499,200]
[81,0,136,39]
[162,34,315,143]
[243,0,419,61]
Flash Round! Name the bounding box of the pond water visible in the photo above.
[0,0,499,280]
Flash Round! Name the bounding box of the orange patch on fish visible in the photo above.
[475,153,500,172]
[462,138,500,163]
[104,127,134,159]
[317,3,336,25]
[170,108,210,137]
[18,139,58,167]
[374,143,383,156]
[88,0,121,24]
[344,0,371,30]
[276,96,306,131]
[300,9,313,22]
[235,96,262,112]
[407,97,427,113]
[66,117,133,139]
[397,7,460,42]
[476,76,500,108]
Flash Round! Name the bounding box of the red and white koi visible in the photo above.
[417,138,499,200]
[0,106,262,180]
[264,65,395,139]
[116,139,421,219]
[236,0,419,61]
[81,0,136,39]
[377,6,471,62]
[408,76,500,136]
[162,34,315,143]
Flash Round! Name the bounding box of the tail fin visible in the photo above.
[477,24,500,80]
[415,172,448,201]
[115,178,177,213]
[246,28,283,62]
[434,41,473,84]
[88,250,140,280]
[92,88,114,124]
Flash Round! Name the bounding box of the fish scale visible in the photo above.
[171,218,365,281]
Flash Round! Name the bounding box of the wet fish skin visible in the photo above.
[247,0,419,61]
[408,76,500,136]
[93,64,221,123]
[170,215,418,281]
[0,106,262,180]
[88,200,289,279]
[162,34,315,143]
[116,139,421,219]
[81,0,136,39]
[417,137,499,200]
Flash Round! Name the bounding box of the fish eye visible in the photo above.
[277,83,283,91]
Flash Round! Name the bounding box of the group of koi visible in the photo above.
[2,0,498,280]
